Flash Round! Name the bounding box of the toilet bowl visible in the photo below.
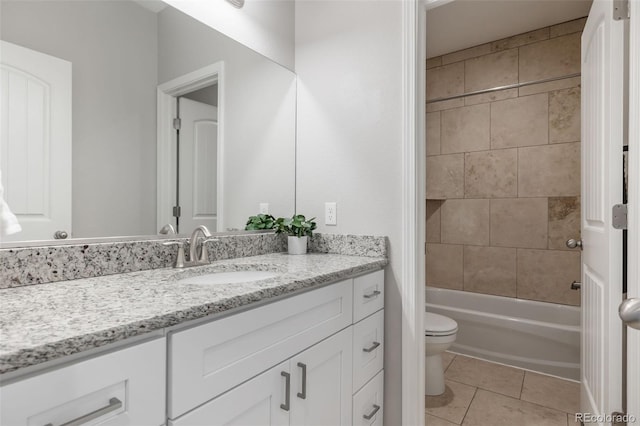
[425,311,458,396]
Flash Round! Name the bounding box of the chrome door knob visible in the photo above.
[54,230,68,239]
[566,238,583,249]
[619,298,640,330]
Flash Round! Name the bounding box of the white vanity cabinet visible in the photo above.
[169,269,385,426]
[0,337,166,426]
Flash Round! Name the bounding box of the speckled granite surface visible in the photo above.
[309,234,387,257]
[0,233,287,289]
[0,253,386,374]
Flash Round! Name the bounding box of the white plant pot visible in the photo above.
[288,236,308,255]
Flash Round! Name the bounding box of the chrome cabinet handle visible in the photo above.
[363,404,381,420]
[280,371,291,411]
[363,341,381,353]
[619,298,640,330]
[43,397,122,426]
[566,239,583,249]
[363,290,381,299]
[297,362,307,399]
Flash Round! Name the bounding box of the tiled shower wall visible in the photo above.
[425,18,586,306]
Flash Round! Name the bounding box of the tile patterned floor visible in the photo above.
[425,352,581,426]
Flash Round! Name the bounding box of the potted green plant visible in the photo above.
[244,214,276,231]
[274,214,317,255]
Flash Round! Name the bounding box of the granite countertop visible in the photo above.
[0,253,387,375]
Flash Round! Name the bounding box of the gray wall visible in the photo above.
[1,1,158,238]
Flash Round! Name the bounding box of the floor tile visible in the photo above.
[520,372,580,414]
[445,355,525,398]
[462,389,568,426]
[426,380,477,425]
[426,413,459,426]
[442,351,456,372]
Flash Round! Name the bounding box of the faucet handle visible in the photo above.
[199,238,220,263]
[163,241,186,268]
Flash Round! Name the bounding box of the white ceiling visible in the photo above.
[426,0,593,58]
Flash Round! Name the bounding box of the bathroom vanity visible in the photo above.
[0,254,385,426]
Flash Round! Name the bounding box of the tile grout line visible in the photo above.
[460,386,479,425]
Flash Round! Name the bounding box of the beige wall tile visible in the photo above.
[491,94,549,149]
[441,104,490,154]
[519,33,581,82]
[490,198,548,249]
[464,88,517,106]
[426,154,464,199]
[442,43,491,65]
[445,355,524,398]
[517,249,581,305]
[521,372,580,414]
[425,380,477,425]
[427,56,442,69]
[518,143,580,197]
[427,98,465,113]
[464,246,517,297]
[441,199,490,245]
[491,28,549,51]
[518,76,580,97]
[426,111,441,156]
[464,389,568,426]
[426,200,442,243]
[426,243,463,289]
[465,149,517,198]
[465,49,518,93]
[550,17,587,38]
[549,87,581,143]
[549,197,581,250]
[427,62,464,101]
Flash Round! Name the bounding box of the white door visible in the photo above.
[580,0,625,420]
[290,327,353,426]
[169,360,290,426]
[623,0,640,419]
[178,97,218,233]
[0,41,71,242]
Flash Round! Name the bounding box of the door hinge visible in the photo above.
[613,0,629,20]
[173,117,181,130]
[612,204,628,229]
[172,205,181,218]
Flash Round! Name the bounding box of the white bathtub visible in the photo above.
[426,287,580,380]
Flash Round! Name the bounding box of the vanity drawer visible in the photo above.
[168,279,353,419]
[352,370,384,426]
[0,338,166,426]
[353,308,384,392]
[353,270,384,323]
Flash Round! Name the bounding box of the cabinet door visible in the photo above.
[169,361,290,426]
[290,327,353,426]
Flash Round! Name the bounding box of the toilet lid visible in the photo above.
[425,312,458,336]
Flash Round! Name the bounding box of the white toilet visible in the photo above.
[425,312,458,396]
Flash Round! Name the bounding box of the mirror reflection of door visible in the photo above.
[175,86,218,234]
[0,41,71,242]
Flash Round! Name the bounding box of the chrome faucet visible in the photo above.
[163,225,218,268]
[189,225,216,263]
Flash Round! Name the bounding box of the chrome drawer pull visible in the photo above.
[363,290,381,299]
[363,404,381,420]
[297,362,307,399]
[43,397,122,426]
[280,371,291,411]
[363,341,381,353]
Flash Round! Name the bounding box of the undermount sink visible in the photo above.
[177,270,280,285]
